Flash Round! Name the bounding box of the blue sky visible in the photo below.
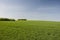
[0,0,60,21]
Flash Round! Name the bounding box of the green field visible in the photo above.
[0,21,60,40]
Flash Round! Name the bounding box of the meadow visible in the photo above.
[0,21,60,40]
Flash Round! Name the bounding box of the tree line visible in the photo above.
[0,18,27,21]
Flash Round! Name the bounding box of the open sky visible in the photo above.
[0,0,60,21]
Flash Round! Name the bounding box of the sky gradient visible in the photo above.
[0,0,60,21]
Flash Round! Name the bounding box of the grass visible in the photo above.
[0,21,60,40]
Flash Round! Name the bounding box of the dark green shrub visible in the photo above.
[9,19,15,21]
[0,18,15,21]
[18,19,27,21]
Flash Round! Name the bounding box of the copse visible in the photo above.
[17,19,27,21]
[0,18,15,21]
[9,19,15,21]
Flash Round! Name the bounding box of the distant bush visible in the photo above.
[18,19,27,21]
[0,18,15,21]
[9,19,15,21]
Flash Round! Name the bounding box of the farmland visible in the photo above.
[0,21,60,40]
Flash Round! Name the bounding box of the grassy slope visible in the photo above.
[0,21,60,40]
